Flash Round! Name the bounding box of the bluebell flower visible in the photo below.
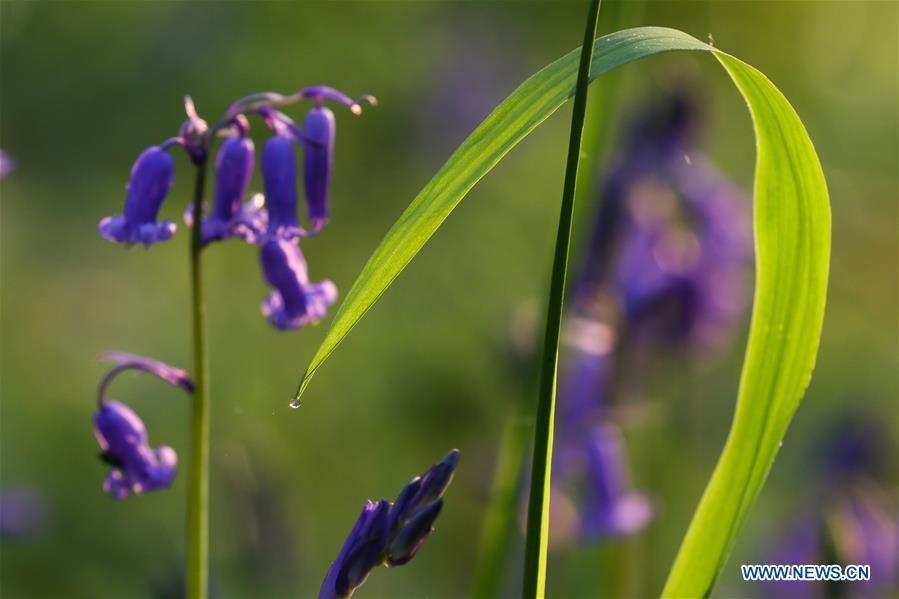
[259,238,337,330]
[580,425,652,538]
[614,160,751,349]
[262,135,306,241]
[319,450,459,599]
[763,517,823,599]
[575,90,750,352]
[94,400,178,500]
[98,146,177,246]
[94,352,193,499]
[762,414,898,599]
[302,105,335,230]
[186,135,266,245]
[832,487,898,598]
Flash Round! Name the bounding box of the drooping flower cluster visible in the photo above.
[93,352,193,500]
[551,89,751,543]
[98,86,376,331]
[319,449,460,599]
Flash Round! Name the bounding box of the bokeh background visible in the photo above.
[1,1,896,597]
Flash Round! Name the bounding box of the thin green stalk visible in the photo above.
[471,413,532,598]
[522,1,601,597]
[186,161,210,599]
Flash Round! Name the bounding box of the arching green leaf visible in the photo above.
[293,27,830,598]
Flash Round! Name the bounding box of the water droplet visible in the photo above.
[289,398,303,409]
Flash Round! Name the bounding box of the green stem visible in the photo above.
[471,412,531,598]
[522,1,601,597]
[186,161,210,599]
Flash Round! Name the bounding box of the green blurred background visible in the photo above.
[1,1,895,597]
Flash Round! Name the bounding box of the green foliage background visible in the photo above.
[1,2,895,597]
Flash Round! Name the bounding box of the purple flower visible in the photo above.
[834,489,899,597]
[98,146,176,246]
[0,149,14,178]
[320,499,391,599]
[319,450,459,599]
[763,517,823,599]
[94,400,178,500]
[262,136,305,240]
[302,106,335,229]
[574,91,750,352]
[613,166,750,350]
[94,353,193,499]
[259,238,337,330]
[0,487,48,538]
[186,135,266,245]
[581,425,652,538]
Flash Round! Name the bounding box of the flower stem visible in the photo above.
[522,1,601,597]
[471,412,531,598]
[186,161,210,599]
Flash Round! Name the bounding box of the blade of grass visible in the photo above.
[293,28,711,401]
[522,1,601,597]
[661,52,830,597]
[293,27,830,598]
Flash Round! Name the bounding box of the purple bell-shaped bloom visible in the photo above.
[581,425,652,538]
[99,146,176,246]
[259,238,337,330]
[94,352,193,500]
[319,450,459,599]
[262,136,305,240]
[186,135,266,245]
[302,106,335,229]
[94,400,177,500]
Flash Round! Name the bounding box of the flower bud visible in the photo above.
[386,499,443,566]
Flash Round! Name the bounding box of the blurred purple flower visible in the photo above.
[98,146,177,246]
[551,318,651,542]
[577,90,751,351]
[581,425,652,538]
[259,238,337,330]
[94,353,193,499]
[320,449,459,599]
[833,488,899,597]
[0,149,14,178]
[763,415,898,598]
[615,160,751,349]
[0,487,48,538]
[763,517,823,599]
